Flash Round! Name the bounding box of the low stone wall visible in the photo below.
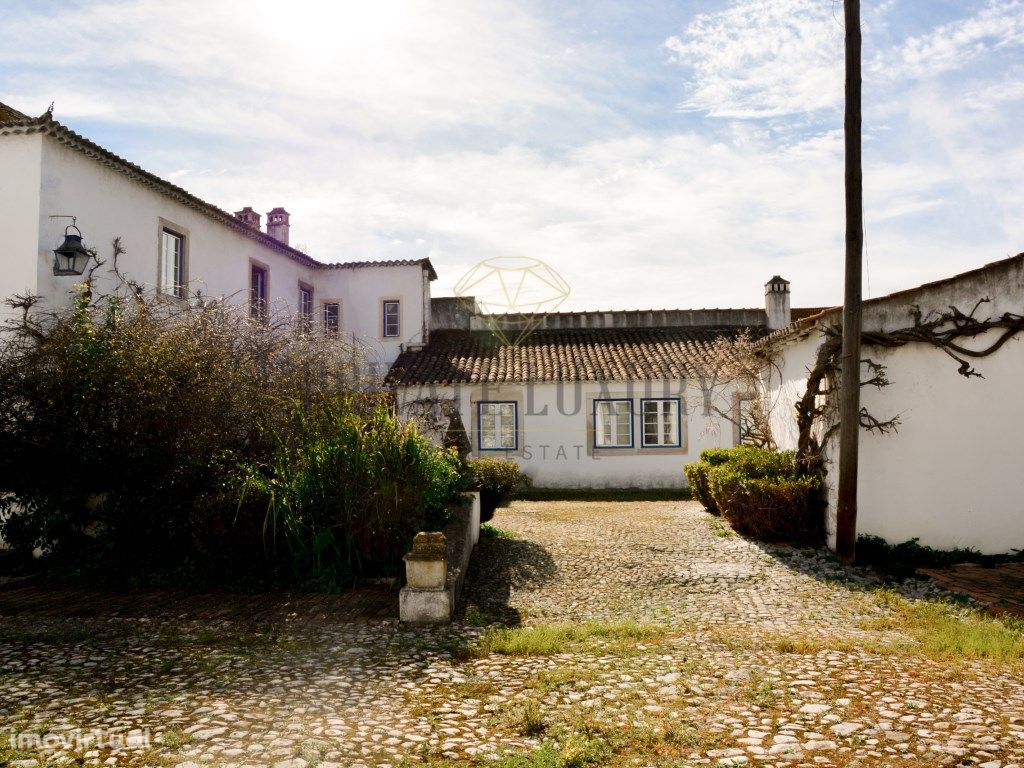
[399,491,480,624]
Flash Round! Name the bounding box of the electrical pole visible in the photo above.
[836,0,863,563]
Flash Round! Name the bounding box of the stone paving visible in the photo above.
[1,500,1022,768]
[920,563,1024,618]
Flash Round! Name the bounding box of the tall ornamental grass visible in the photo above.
[237,403,465,589]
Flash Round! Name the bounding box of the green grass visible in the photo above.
[476,620,664,657]
[868,592,1024,663]
[706,517,735,538]
[480,523,517,539]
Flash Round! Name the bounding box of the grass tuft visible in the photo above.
[868,592,1024,663]
[476,620,664,657]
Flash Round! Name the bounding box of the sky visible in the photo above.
[2,0,1023,311]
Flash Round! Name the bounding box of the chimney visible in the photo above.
[764,275,791,331]
[266,207,290,246]
[234,206,261,229]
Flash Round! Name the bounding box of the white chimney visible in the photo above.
[266,207,290,245]
[765,275,791,331]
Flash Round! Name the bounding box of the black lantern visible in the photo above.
[52,221,93,276]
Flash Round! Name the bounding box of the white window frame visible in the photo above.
[477,401,518,451]
[159,228,186,299]
[594,399,634,448]
[640,398,681,448]
[323,301,341,335]
[382,299,401,338]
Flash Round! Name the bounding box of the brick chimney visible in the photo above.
[266,207,290,246]
[764,275,791,331]
[234,206,261,229]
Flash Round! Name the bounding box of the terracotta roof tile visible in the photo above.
[387,326,763,385]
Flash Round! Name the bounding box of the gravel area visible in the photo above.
[2,499,1022,768]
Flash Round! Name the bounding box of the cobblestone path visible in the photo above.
[2,500,1022,768]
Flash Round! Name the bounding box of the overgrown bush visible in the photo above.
[0,279,463,587]
[469,458,531,522]
[236,402,466,588]
[684,446,822,543]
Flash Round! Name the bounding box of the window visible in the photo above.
[250,264,268,319]
[160,229,185,299]
[594,399,633,448]
[478,402,517,451]
[382,300,400,337]
[323,302,340,335]
[738,397,755,445]
[298,284,313,331]
[641,398,681,447]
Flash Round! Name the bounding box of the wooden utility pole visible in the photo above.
[836,0,863,563]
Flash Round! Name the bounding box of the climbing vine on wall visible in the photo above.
[792,298,1024,475]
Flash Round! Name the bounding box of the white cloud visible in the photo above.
[664,0,844,118]
[889,0,1024,79]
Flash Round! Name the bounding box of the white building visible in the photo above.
[762,253,1024,555]
[388,291,816,489]
[0,102,435,374]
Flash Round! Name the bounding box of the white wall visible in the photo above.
[764,332,820,452]
[767,256,1024,554]
[3,133,429,372]
[317,264,429,375]
[398,378,744,489]
[0,132,43,315]
[848,329,1024,553]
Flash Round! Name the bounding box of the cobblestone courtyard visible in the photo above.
[2,500,1022,768]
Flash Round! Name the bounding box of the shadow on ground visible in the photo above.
[457,534,557,626]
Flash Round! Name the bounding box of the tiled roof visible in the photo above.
[387,326,763,385]
[0,102,30,121]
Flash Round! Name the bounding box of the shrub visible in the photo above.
[0,283,464,587]
[685,446,822,543]
[468,458,531,522]
[684,462,716,513]
[237,402,466,588]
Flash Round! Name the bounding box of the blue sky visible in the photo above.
[2,0,1023,310]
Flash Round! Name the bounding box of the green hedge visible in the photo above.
[684,447,822,543]
[468,458,531,522]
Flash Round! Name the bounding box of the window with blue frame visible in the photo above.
[478,401,517,450]
[641,398,681,447]
[594,399,633,448]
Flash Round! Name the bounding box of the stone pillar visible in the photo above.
[399,532,451,624]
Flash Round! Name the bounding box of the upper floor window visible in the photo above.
[160,229,185,299]
[298,284,313,331]
[382,300,401,337]
[250,264,268,320]
[594,399,633,448]
[641,398,681,448]
[323,302,341,335]
[478,401,517,451]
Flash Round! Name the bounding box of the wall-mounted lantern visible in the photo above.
[51,216,94,276]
